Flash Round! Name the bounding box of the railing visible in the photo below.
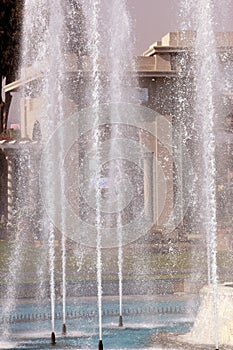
[0,305,191,324]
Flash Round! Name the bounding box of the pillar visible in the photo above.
[6,154,14,223]
[144,152,154,223]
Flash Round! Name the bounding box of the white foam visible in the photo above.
[0,341,17,349]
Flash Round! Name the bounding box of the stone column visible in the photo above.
[6,153,14,223]
[177,124,184,226]
[144,152,154,222]
[0,151,8,225]
[154,121,159,226]
[172,121,184,228]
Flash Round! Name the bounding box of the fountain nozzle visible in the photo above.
[98,339,103,350]
[51,331,56,345]
[62,323,67,335]
[118,315,123,327]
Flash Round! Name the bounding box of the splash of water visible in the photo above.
[81,0,103,340]
[48,223,55,333]
[61,211,67,327]
[15,0,132,345]
[1,159,28,337]
[117,214,123,318]
[0,148,41,337]
[107,0,134,324]
[43,0,67,337]
[22,0,68,338]
[180,0,219,347]
[194,1,219,346]
[80,0,134,339]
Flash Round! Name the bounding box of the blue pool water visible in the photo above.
[0,296,196,349]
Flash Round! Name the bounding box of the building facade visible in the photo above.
[0,31,232,243]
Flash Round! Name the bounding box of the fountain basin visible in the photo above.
[151,284,233,349]
[0,296,194,349]
[180,284,233,346]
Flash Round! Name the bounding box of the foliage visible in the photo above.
[0,0,23,133]
[0,0,86,133]
[0,0,22,77]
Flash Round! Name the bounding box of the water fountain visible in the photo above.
[0,0,233,349]
[150,0,233,348]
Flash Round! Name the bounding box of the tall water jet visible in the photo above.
[44,0,66,341]
[194,0,218,284]
[195,9,219,346]
[0,0,49,338]
[194,2,219,347]
[106,0,134,328]
[21,0,68,343]
[5,0,233,348]
[61,191,67,335]
[60,118,67,337]
[81,0,103,345]
[179,0,220,347]
[80,0,134,343]
[117,215,123,327]
[48,224,56,340]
